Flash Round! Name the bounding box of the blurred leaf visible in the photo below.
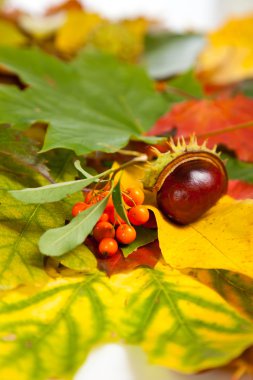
[198,15,253,85]
[225,155,253,183]
[142,33,205,79]
[0,47,167,155]
[168,69,204,99]
[56,10,103,54]
[0,18,27,46]
[149,94,253,162]
[228,180,253,200]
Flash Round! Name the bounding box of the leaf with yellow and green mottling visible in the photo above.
[0,151,97,288]
[0,265,253,379]
[184,268,253,321]
[149,196,253,279]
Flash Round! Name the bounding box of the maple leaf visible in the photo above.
[0,265,253,379]
[149,196,253,278]
[198,15,253,85]
[149,94,253,162]
[0,47,166,155]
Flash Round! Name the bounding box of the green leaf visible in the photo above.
[142,33,205,79]
[59,243,97,272]
[168,69,205,99]
[9,169,110,204]
[39,192,111,256]
[112,180,130,224]
[121,227,157,257]
[0,47,167,155]
[225,155,253,183]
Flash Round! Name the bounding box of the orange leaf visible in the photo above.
[149,94,253,162]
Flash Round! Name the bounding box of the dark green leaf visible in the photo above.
[39,192,111,256]
[112,180,130,224]
[225,155,253,183]
[0,47,167,155]
[121,227,157,257]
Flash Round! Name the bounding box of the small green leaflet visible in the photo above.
[121,227,157,257]
[9,168,111,204]
[112,180,130,224]
[39,192,111,256]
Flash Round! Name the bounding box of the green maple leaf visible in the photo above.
[0,264,253,379]
[0,47,167,155]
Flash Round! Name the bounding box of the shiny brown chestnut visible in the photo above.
[143,136,228,225]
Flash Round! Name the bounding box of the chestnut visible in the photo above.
[143,136,228,225]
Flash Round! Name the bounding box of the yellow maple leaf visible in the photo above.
[0,18,27,46]
[149,196,253,278]
[198,15,253,84]
[55,10,103,54]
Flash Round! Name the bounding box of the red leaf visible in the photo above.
[85,237,161,276]
[228,180,253,200]
[149,94,253,162]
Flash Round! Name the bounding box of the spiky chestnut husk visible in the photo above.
[143,136,228,225]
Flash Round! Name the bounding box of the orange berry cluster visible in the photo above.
[71,186,149,258]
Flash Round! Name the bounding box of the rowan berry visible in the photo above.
[116,224,136,244]
[128,205,149,225]
[93,222,115,242]
[99,238,118,256]
[123,187,144,207]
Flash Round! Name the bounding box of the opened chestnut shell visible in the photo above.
[143,137,228,225]
[156,151,228,224]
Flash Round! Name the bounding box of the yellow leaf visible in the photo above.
[198,15,253,84]
[0,19,27,46]
[149,196,253,278]
[89,19,149,62]
[55,10,103,54]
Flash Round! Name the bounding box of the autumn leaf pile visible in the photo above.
[0,1,253,379]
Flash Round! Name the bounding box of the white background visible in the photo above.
[5,1,253,379]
